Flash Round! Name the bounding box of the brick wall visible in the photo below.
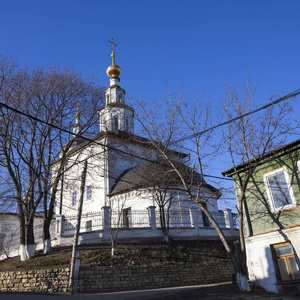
[0,260,233,294]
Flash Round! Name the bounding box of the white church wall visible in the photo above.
[109,186,222,230]
[55,142,108,216]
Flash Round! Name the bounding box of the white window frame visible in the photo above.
[263,166,296,212]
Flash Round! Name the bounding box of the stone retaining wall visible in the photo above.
[79,260,233,293]
[0,260,233,294]
[0,268,71,293]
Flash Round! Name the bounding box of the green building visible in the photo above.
[223,139,300,293]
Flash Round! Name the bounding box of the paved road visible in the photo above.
[0,283,299,300]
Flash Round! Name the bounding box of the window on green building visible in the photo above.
[271,242,300,282]
[263,167,296,212]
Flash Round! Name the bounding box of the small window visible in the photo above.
[201,202,210,227]
[86,186,92,200]
[123,208,131,228]
[125,118,129,131]
[72,191,77,206]
[86,220,92,232]
[112,116,118,131]
[271,242,300,281]
[106,94,110,104]
[263,167,296,212]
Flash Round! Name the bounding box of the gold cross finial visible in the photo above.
[108,37,117,52]
[75,104,80,124]
[108,37,117,65]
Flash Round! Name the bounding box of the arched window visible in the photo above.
[106,94,110,104]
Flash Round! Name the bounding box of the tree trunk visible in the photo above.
[69,160,87,291]
[20,217,36,261]
[42,217,52,254]
[197,201,250,291]
[159,205,170,243]
[25,217,36,259]
[19,216,26,261]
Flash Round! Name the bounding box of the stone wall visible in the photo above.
[78,260,234,293]
[0,268,71,293]
[0,261,233,294]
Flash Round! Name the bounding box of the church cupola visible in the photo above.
[73,106,82,137]
[98,38,134,133]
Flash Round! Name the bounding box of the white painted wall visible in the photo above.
[55,142,107,216]
[109,187,221,218]
[0,213,56,258]
[246,226,300,293]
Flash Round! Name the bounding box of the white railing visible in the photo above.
[110,210,150,228]
[156,211,193,228]
[61,208,237,235]
[63,211,103,234]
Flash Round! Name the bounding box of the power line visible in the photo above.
[0,101,156,164]
[172,88,300,144]
[1,88,299,182]
[0,101,228,181]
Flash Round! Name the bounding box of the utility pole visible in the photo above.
[69,159,88,294]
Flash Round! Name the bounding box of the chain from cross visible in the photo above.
[108,37,117,52]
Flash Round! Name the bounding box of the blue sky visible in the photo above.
[1,0,300,208]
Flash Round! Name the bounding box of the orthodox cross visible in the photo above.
[108,37,117,52]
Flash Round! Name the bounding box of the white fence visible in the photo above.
[63,211,104,234]
[0,208,238,259]
[61,207,237,235]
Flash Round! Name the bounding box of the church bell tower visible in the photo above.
[98,38,134,133]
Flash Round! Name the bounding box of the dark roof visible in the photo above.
[222,138,300,177]
[109,160,220,197]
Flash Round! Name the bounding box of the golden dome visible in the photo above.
[106,50,121,77]
[106,64,122,77]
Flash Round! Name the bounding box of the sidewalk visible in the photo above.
[0,282,299,300]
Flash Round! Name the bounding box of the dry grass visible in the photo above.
[0,240,230,272]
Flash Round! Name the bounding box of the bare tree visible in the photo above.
[108,194,129,256]
[132,86,253,291]
[220,78,298,289]
[0,55,105,260]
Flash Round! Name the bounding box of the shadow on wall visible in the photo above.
[248,245,279,293]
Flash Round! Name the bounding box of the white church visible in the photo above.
[52,41,239,243]
[0,42,238,258]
